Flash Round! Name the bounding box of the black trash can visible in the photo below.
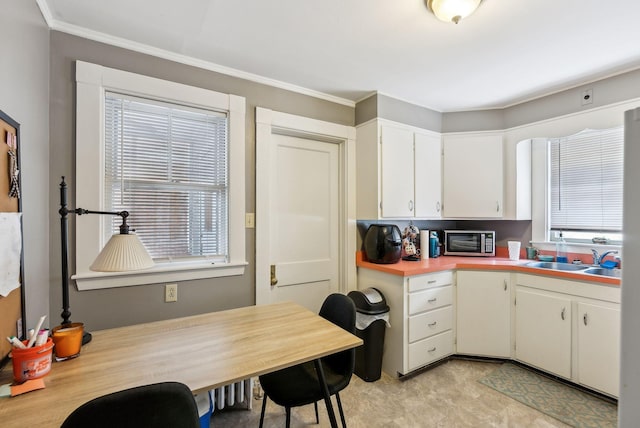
[347,288,389,382]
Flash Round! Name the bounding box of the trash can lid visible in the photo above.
[347,288,389,315]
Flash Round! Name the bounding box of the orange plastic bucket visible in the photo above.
[11,338,54,382]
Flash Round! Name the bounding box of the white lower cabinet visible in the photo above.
[515,274,621,397]
[577,301,620,396]
[357,267,620,396]
[515,288,572,379]
[456,271,511,357]
[357,269,454,376]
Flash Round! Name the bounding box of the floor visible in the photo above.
[210,359,572,427]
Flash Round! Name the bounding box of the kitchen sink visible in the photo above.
[524,261,590,271]
[583,267,622,278]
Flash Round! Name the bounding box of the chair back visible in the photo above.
[61,381,200,428]
[319,293,357,377]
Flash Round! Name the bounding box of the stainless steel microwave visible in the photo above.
[444,230,495,257]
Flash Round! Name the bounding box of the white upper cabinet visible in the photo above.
[414,131,442,218]
[380,125,415,217]
[356,119,442,219]
[442,134,504,218]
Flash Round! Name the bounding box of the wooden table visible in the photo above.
[0,301,362,428]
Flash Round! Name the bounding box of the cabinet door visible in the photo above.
[380,125,414,217]
[442,135,503,218]
[414,132,442,218]
[515,288,572,378]
[577,302,620,396]
[457,271,511,357]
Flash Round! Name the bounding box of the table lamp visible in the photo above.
[58,176,154,344]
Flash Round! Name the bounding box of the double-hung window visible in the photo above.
[104,93,229,262]
[548,126,624,244]
[74,61,246,290]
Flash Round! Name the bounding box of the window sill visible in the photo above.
[72,261,248,291]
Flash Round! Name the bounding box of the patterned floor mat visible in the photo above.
[478,363,617,428]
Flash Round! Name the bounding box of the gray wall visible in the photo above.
[49,31,354,331]
[358,68,640,133]
[0,1,50,330]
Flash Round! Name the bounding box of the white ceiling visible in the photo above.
[38,0,640,112]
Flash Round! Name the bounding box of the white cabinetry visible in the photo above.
[356,119,441,219]
[442,134,503,218]
[456,271,511,358]
[357,268,454,376]
[414,131,442,218]
[515,287,572,378]
[514,274,621,397]
[577,301,620,396]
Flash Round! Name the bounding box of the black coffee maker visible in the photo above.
[363,224,402,264]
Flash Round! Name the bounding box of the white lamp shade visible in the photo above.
[428,0,482,23]
[90,233,155,272]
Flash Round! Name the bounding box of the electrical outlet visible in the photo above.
[165,283,178,302]
[245,213,255,228]
[581,88,593,105]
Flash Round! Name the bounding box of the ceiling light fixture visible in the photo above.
[426,0,482,24]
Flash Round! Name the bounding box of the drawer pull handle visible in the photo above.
[583,313,588,326]
[428,321,437,327]
[428,347,437,352]
[427,280,437,284]
[428,298,437,303]
[561,307,566,321]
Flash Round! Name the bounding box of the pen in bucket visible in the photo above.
[27,315,46,348]
[35,330,48,347]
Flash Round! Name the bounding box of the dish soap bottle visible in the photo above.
[556,232,568,263]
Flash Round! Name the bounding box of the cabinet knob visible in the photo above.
[409,200,414,211]
[436,201,441,212]
[561,307,566,320]
[496,201,500,212]
[583,313,588,326]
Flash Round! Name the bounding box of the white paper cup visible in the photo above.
[508,241,521,260]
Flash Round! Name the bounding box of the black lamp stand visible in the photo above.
[58,176,130,345]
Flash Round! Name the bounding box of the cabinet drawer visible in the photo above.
[409,285,453,315]
[408,330,454,371]
[409,306,453,343]
[408,271,453,293]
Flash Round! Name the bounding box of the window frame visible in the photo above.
[73,61,246,290]
[548,126,624,245]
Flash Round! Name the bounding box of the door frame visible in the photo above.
[255,107,356,306]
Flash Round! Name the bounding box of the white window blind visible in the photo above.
[549,126,624,233]
[104,92,229,261]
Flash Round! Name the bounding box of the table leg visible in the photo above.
[314,359,338,428]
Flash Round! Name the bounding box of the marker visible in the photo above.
[35,330,48,347]
[8,336,26,349]
[27,315,46,348]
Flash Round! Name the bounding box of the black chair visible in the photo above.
[60,381,200,428]
[259,293,357,428]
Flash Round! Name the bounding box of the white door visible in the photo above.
[255,108,356,313]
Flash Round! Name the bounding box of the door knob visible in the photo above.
[270,265,278,286]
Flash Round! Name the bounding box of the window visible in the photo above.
[74,61,246,290]
[549,126,623,244]
[104,93,229,262]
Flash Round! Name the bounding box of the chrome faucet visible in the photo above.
[591,249,619,266]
